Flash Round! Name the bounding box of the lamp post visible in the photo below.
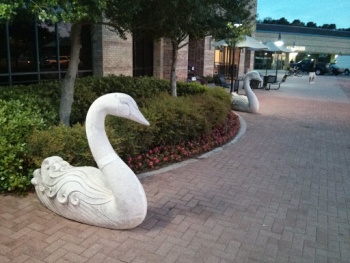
[264,52,268,76]
[275,33,283,47]
[274,33,284,78]
[229,23,242,93]
[230,41,236,92]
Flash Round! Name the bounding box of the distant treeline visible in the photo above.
[257,17,350,31]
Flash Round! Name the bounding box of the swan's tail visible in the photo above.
[31,156,67,190]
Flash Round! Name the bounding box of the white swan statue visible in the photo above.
[231,70,263,113]
[31,93,149,229]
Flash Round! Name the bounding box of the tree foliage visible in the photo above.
[258,16,350,31]
[1,1,111,126]
[104,0,256,96]
[306,21,317,28]
[1,0,257,120]
[291,19,305,27]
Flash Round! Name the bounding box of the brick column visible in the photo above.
[161,38,188,81]
[188,36,215,77]
[153,39,164,79]
[92,24,133,77]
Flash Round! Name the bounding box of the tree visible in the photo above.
[306,21,317,28]
[276,17,290,25]
[104,0,255,97]
[291,19,305,27]
[260,17,349,31]
[321,23,336,30]
[262,17,274,24]
[1,1,111,125]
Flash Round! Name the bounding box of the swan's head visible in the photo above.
[104,93,150,126]
[245,70,263,83]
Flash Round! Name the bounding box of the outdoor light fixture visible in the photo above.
[273,33,283,77]
[291,42,296,52]
[275,33,284,47]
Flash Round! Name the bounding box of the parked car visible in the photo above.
[314,62,330,75]
[41,56,70,69]
[289,59,311,72]
[329,64,344,75]
[290,59,342,75]
[334,55,350,75]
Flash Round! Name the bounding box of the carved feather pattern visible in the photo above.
[32,156,114,206]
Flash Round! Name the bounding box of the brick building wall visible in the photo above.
[153,39,164,79]
[203,37,215,77]
[188,37,215,77]
[92,27,189,81]
[92,24,133,77]
[156,38,188,81]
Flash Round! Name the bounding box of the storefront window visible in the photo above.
[0,9,92,86]
[0,24,7,74]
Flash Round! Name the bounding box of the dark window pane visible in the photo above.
[8,9,37,73]
[133,38,153,77]
[1,8,92,86]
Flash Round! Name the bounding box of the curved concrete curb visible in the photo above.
[138,113,246,179]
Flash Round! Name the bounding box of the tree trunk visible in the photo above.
[59,23,82,126]
[170,41,179,97]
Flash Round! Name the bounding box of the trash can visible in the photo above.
[250,79,261,89]
[263,75,268,88]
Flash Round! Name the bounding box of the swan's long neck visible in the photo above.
[85,99,147,218]
[243,76,259,112]
[85,104,118,170]
[243,77,256,101]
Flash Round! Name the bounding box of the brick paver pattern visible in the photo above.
[1,74,350,262]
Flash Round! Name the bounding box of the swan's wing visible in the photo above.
[32,156,114,206]
[231,93,249,104]
[231,94,251,112]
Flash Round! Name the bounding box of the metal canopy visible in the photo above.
[264,42,293,53]
[213,36,269,50]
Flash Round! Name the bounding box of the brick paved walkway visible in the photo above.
[1,74,350,262]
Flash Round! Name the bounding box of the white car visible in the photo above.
[335,55,350,75]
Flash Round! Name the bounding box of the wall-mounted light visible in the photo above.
[291,42,296,51]
[275,33,284,47]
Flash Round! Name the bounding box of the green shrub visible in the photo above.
[0,81,60,125]
[27,88,231,169]
[103,89,231,156]
[71,75,208,124]
[27,122,126,169]
[105,92,207,155]
[0,99,49,193]
[27,123,94,168]
[1,75,234,193]
[71,75,170,124]
[194,87,231,127]
[205,75,214,83]
[176,81,208,96]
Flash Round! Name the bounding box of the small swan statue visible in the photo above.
[31,93,149,229]
[231,70,263,113]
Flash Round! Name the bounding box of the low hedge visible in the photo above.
[1,75,235,193]
[0,98,54,193]
[70,75,207,124]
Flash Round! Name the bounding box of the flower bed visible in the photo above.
[126,111,240,173]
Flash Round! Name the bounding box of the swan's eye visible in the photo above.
[118,98,133,116]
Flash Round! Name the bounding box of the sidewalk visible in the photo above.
[1,75,350,262]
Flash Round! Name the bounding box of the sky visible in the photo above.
[257,0,350,29]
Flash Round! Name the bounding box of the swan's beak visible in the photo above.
[130,110,150,126]
[257,76,263,82]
